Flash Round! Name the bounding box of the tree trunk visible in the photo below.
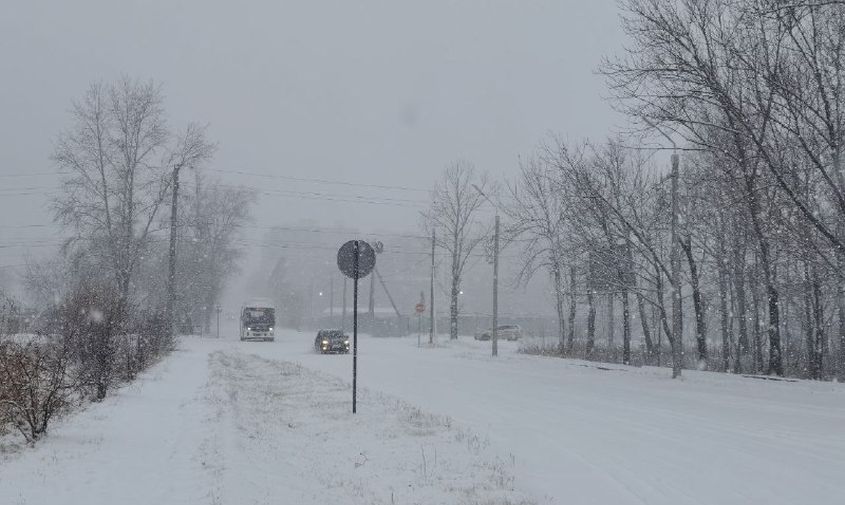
[553,267,566,354]
[655,266,673,365]
[746,181,782,375]
[681,237,707,367]
[765,267,783,376]
[751,276,764,374]
[732,249,749,374]
[803,261,819,379]
[637,292,654,361]
[621,288,631,365]
[567,266,577,352]
[838,245,845,381]
[450,281,459,340]
[813,274,825,378]
[586,289,596,358]
[607,293,615,360]
[717,258,732,372]
[834,147,845,381]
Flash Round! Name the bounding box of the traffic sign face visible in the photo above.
[415,303,425,314]
[337,240,376,279]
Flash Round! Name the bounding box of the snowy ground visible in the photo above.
[0,337,535,505]
[2,328,844,505]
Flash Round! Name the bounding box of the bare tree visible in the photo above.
[176,176,253,332]
[506,154,571,351]
[424,161,489,339]
[53,77,171,309]
[166,124,215,334]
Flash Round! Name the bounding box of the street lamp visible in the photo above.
[473,184,500,357]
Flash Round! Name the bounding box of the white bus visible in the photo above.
[240,300,276,341]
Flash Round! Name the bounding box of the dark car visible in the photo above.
[314,329,350,354]
[474,324,522,341]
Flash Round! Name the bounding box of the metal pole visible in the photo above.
[492,214,500,357]
[430,230,436,344]
[216,306,220,338]
[309,278,314,329]
[342,277,347,333]
[369,265,376,331]
[375,267,401,319]
[670,152,682,378]
[352,240,359,414]
[330,276,335,320]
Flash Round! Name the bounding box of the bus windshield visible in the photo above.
[243,307,275,325]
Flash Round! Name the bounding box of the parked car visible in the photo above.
[314,329,350,354]
[474,324,522,341]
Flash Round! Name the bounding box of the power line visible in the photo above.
[0,181,431,208]
[207,168,430,193]
[234,224,428,240]
[0,171,68,178]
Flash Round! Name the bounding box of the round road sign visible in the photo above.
[337,240,376,279]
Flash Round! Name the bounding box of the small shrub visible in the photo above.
[0,338,82,443]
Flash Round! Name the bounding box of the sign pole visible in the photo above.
[352,240,359,414]
[430,230,436,344]
[337,239,375,415]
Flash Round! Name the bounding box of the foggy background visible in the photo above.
[0,0,623,318]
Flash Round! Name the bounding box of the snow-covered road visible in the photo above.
[258,329,845,505]
[2,329,844,505]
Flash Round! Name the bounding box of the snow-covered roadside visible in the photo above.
[201,349,536,504]
[0,337,537,505]
[0,339,221,504]
[252,330,845,505]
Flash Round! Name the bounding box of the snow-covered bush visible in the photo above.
[0,338,82,443]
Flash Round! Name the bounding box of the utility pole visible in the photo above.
[430,230,436,344]
[474,184,500,357]
[644,118,682,378]
[670,152,683,378]
[166,164,182,336]
[492,214,500,357]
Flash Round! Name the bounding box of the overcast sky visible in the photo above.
[0,0,625,288]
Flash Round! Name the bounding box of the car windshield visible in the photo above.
[322,331,345,341]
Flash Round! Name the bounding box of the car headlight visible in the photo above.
[322,340,328,345]
[247,327,252,331]
[269,327,273,332]
[344,340,349,345]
